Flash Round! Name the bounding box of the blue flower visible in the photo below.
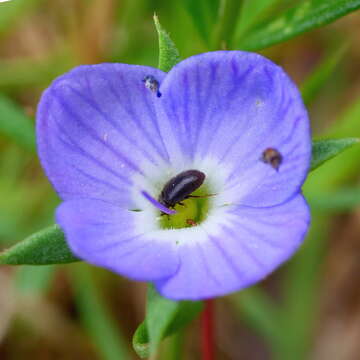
[37,51,311,300]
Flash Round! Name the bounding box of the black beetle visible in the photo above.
[158,169,206,209]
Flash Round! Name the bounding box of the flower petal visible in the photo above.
[56,199,179,281]
[155,194,309,300]
[157,51,311,207]
[37,64,168,206]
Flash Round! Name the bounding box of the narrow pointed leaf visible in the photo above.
[182,0,220,44]
[308,187,360,212]
[235,0,279,39]
[16,265,55,295]
[304,100,360,192]
[301,44,347,106]
[0,0,43,35]
[0,95,35,152]
[238,0,360,50]
[132,285,203,358]
[310,138,360,171]
[0,224,79,265]
[213,0,243,48]
[230,287,283,347]
[72,264,130,360]
[154,14,181,72]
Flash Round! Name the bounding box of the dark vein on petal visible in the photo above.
[192,64,202,158]
[193,62,219,157]
[182,72,193,158]
[54,116,132,185]
[225,65,255,105]
[94,232,147,253]
[167,88,188,155]
[71,79,160,167]
[62,157,124,192]
[141,87,171,162]
[224,110,302,187]
[53,89,144,175]
[196,242,223,287]
[221,97,291,175]
[225,220,284,250]
[99,71,169,162]
[200,65,255,161]
[222,225,266,269]
[209,234,244,278]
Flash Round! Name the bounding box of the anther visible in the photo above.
[261,148,283,171]
[143,75,161,97]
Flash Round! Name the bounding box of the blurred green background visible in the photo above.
[0,0,359,359]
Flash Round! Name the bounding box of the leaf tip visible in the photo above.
[153,13,161,31]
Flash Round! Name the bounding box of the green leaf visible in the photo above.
[182,0,220,44]
[132,322,150,359]
[212,0,243,48]
[15,265,55,295]
[0,95,35,152]
[0,0,43,36]
[301,44,348,106]
[238,0,360,50]
[304,99,360,192]
[308,187,360,212]
[132,285,203,358]
[0,53,74,91]
[235,0,279,39]
[230,287,283,348]
[72,264,130,360]
[154,14,181,72]
[280,214,327,360]
[282,104,360,359]
[310,138,360,171]
[0,224,79,265]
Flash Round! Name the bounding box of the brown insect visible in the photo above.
[186,219,197,227]
[261,148,282,171]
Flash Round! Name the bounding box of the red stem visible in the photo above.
[201,299,215,360]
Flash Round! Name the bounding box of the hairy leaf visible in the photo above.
[154,14,181,72]
[0,224,78,265]
[0,95,35,151]
[132,285,203,358]
[310,138,359,171]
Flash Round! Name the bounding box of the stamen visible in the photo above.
[141,190,176,215]
[142,75,161,97]
[260,148,283,171]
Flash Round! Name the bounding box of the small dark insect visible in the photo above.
[261,148,283,171]
[159,169,206,209]
[142,75,161,97]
